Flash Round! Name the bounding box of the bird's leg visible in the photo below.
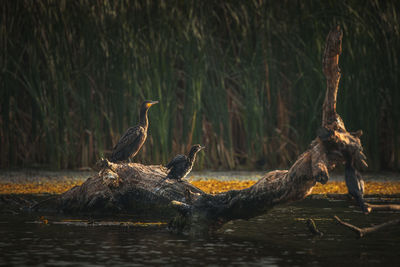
[354,194,370,214]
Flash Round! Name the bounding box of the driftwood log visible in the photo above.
[35,26,369,234]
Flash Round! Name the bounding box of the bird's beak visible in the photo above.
[146,101,159,108]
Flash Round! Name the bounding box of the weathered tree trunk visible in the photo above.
[35,26,368,234]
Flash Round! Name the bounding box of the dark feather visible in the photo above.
[110,126,145,162]
[166,154,186,169]
[165,145,204,180]
[109,100,158,163]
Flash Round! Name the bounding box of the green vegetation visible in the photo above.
[1,0,399,170]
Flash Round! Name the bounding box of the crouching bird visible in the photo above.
[110,100,158,163]
[344,158,369,214]
[165,144,205,181]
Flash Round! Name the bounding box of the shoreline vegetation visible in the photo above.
[1,1,399,171]
[1,179,399,195]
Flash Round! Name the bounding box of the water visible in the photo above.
[1,198,399,266]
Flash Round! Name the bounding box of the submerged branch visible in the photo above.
[366,203,400,212]
[306,218,324,236]
[334,215,400,238]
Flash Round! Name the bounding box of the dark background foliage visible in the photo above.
[0,0,399,170]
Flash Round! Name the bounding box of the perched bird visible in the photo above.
[344,158,369,213]
[110,100,158,162]
[165,144,205,181]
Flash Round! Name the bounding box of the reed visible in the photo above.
[1,0,399,171]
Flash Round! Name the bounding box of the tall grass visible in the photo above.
[0,0,399,171]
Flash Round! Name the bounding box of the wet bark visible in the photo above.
[33,26,369,234]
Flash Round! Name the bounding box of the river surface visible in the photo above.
[1,198,399,266]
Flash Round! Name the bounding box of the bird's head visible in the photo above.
[142,100,159,110]
[190,144,205,155]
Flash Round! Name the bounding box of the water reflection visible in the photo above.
[0,199,399,266]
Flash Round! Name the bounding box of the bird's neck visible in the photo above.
[139,108,149,129]
[188,150,197,163]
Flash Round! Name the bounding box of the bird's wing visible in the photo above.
[112,126,145,155]
[165,154,186,169]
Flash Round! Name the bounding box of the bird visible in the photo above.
[109,100,158,163]
[165,144,205,181]
[344,158,369,213]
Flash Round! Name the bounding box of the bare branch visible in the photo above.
[306,218,324,236]
[366,203,400,212]
[334,215,400,238]
[322,25,343,128]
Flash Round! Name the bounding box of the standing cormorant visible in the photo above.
[344,158,369,213]
[110,100,158,162]
[165,144,205,181]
